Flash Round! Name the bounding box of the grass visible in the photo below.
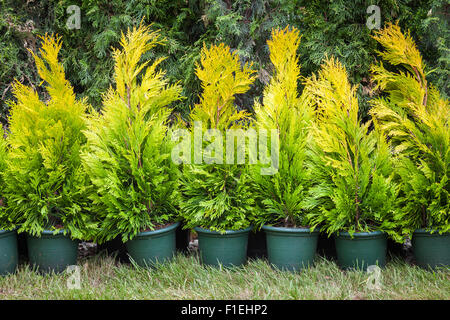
[0,251,449,300]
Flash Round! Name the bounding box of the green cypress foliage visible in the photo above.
[82,25,182,243]
[2,1,448,123]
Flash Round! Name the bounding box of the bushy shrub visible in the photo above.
[370,23,449,235]
[1,34,95,238]
[178,42,258,232]
[304,57,400,240]
[251,27,314,228]
[82,25,182,243]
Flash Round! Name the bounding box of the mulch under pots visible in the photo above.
[194,226,252,268]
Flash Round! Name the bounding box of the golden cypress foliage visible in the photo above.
[2,34,92,237]
[254,26,304,131]
[303,56,360,153]
[189,43,256,130]
[179,43,258,232]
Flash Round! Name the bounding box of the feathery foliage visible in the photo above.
[251,27,314,228]
[370,23,449,235]
[179,43,258,232]
[82,25,182,243]
[189,43,256,130]
[1,34,94,238]
[0,126,8,229]
[304,57,399,239]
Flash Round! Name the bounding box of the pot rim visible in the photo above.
[135,221,180,237]
[0,228,17,239]
[0,228,17,234]
[262,225,320,233]
[194,226,252,235]
[38,229,67,235]
[336,230,386,238]
[413,228,449,235]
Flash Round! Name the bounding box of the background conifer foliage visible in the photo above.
[0,1,448,124]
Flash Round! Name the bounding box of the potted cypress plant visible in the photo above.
[82,25,182,268]
[252,27,319,271]
[0,126,18,276]
[370,23,449,269]
[3,34,95,273]
[178,43,257,268]
[304,57,401,271]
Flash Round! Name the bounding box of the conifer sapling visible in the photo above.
[2,34,94,238]
[252,26,315,228]
[304,57,400,240]
[178,43,258,232]
[82,25,182,243]
[370,23,449,235]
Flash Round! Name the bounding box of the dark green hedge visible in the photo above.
[0,0,448,124]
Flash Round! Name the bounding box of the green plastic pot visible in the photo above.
[0,229,18,276]
[195,226,251,268]
[335,231,387,271]
[126,222,180,268]
[262,225,319,271]
[412,229,450,269]
[27,230,79,273]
